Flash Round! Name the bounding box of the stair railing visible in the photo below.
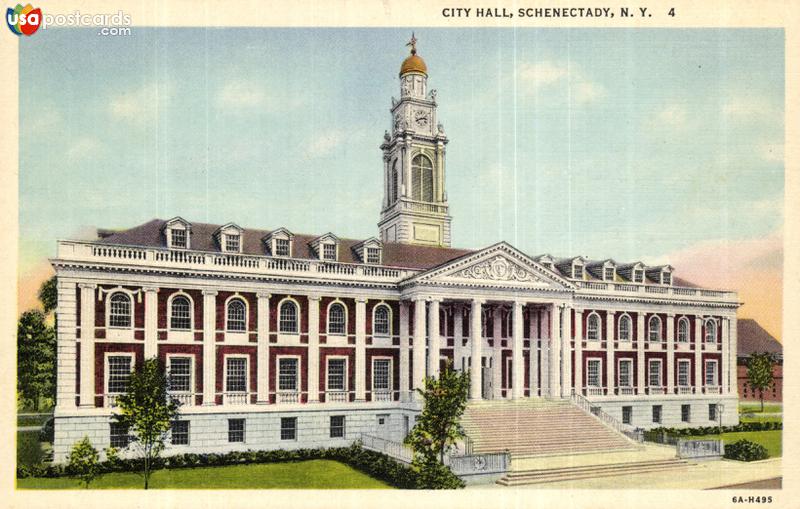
[570,393,644,444]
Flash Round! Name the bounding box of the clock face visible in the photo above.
[415,110,429,126]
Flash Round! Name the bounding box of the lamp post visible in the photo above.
[717,403,725,435]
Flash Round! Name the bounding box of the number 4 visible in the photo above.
[668,8,675,16]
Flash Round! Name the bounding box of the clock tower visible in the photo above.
[378,35,452,248]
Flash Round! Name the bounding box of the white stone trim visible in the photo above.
[326,299,348,336]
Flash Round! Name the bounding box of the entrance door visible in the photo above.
[505,357,513,398]
[481,355,493,399]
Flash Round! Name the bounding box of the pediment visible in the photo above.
[405,242,576,290]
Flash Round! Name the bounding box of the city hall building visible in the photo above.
[50,41,740,462]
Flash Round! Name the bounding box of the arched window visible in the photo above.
[677,317,689,343]
[390,161,399,203]
[108,292,131,328]
[705,319,717,343]
[170,296,192,330]
[227,298,246,332]
[328,303,346,335]
[618,315,632,342]
[586,313,601,341]
[374,304,390,336]
[411,154,433,202]
[279,300,298,334]
[648,315,662,342]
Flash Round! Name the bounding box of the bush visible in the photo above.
[644,421,782,442]
[66,437,100,488]
[724,440,769,462]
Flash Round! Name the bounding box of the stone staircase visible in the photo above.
[496,458,690,486]
[462,399,637,458]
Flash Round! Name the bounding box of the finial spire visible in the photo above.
[406,32,418,55]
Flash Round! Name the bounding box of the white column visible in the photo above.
[256,293,271,404]
[492,306,503,399]
[399,301,410,402]
[355,298,367,402]
[143,287,158,359]
[453,304,464,371]
[606,311,615,396]
[412,297,427,399]
[666,313,675,395]
[512,301,524,400]
[637,312,646,395]
[721,316,730,393]
[469,299,483,400]
[307,295,321,403]
[561,304,572,398]
[56,279,78,410]
[428,298,441,379]
[78,283,96,408]
[728,315,738,396]
[549,303,560,399]
[202,290,217,406]
[541,308,549,397]
[694,316,703,390]
[574,309,583,395]
[529,307,538,398]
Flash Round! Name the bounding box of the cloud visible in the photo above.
[653,230,783,339]
[517,60,605,105]
[24,107,62,134]
[656,104,688,127]
[306,132,346,159]
[108,82,171,125]
[216,80,266,109]
[66,137,101,160]
[722,96,779,123]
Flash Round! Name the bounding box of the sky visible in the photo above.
[18,27,784,337]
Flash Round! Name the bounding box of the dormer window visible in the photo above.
[572,265,583,279]
[163,217,192,250]
[225,234,240,253]
[633,269,644,283]
[264,228,294,258]
[366,247,381,264]
[171,229,187,249]
[662,272,672,285]
[604,267,614,281]
[322,243,337,261]
[275,238,290,257]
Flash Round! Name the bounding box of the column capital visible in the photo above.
[143,286,159,294]
[666,312,676,318]
[427,296,443,303]
[355,297,368,304]
[257,292,272,299]
[606,309,616,316]
[202,290,218,297]
[471,297,486,305]
[573,307,584,315]
[77,283,97,290]
[307,294,321,302]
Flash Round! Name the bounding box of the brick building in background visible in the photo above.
[737,319,782,402]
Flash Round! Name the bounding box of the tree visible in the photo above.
[17,310,56,411]
[112,358,180,489]
[405,362,470,465]
[38,275,58,315]
[746,352,776,412]
[67,437,100,488]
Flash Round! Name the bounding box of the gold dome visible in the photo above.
[400,52,427,76]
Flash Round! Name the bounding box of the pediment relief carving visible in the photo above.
[446,255,545,284]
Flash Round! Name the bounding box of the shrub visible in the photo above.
[724,440,769,462]
[66,437,100,488]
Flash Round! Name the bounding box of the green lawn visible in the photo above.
[739,402,782,414]
[17,431,44,467]
[739,414,782,424]
[17,460,393,490]
[688,430,782,458]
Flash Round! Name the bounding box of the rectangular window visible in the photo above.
[323,243,336,261]
[275,238,290,257]
[168,357,192,393]
[373,358,392,391]
[648,360,662,387]
[228,418,245,443]
[681,404,691,423]
[225,234,240,252]
[633,270,644,283]
[171,229,187,248]
[327,358,346,391]
[366,247,380,264]
[709,404,718,421]
[622,406,632,425]
[604,267,614,281]
[618,359,632,387]
[678,360,691,386]
[377,414,389,426]
[109,422,129,448]
[572,266,583,279]
[225,357,247,393]
[107,356,132,394]
[281,417,297,440]
[171,420,189,445]
[652,405,662,424]
[278,357,298,392]
[330,416,345,438]
[662,273,671,285]
[705,360,718,386]
[587,359,601,387]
